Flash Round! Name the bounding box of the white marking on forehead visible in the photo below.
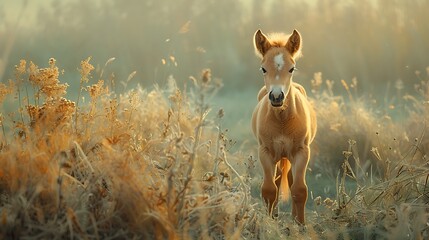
[274,53,284,71]
[275,75,279,81]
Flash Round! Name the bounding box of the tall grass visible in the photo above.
[0,58,428,239]
[309,69,429,239]
[0,58,256,239]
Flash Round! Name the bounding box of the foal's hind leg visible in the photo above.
[272,163,282,216]
[287,166,296,217]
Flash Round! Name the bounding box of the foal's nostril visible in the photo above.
[278,92,284,101]
[269,91,276,102]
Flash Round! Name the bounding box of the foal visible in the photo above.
[251,29,317,224]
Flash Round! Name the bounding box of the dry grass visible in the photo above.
[0,59,428,239]
[308,70,429,239]
[0,58,255,239]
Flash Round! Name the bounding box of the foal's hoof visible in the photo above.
[282,226,291,236]
[293,218,307,233]
[298,224,307,233]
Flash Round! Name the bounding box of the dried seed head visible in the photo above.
[40,83,68,98]
[217,108,224,118]
[15,60,26,75]
[28,59,67,98]
[323,197,334,207]
[371,147,382,161]
[27,104,42,121]
[27,97,76,127]
[80,57,95,83]
[201,69,211,84]
[0,80,14,104]
[87,80,106,99]
[314,196,322,206]
[49,58,56,68]
[342,151,352,158]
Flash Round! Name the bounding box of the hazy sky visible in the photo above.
[3,0,52,26]
[2,0,315,26]
[1,0,365,28]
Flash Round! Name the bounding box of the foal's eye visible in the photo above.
[260,67,267,75]
[289,67,297,73]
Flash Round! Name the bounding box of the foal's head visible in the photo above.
[254,29,302,107]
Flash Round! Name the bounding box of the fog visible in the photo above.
[1,0,428,143]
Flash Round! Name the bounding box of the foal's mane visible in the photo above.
[266,32,289,47]
[264,31,302,58]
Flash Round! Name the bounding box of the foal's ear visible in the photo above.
[285,29,302,58]
[254,29,271,58]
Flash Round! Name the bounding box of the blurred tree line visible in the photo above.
[1,0,428,98]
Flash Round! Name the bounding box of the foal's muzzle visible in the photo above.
[269,90,284,107]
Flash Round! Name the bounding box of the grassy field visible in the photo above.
[1,0,429,239]
[0,58,428,239]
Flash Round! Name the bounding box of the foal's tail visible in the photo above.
[279,158,291,201]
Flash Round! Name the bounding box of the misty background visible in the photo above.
[1,0,428,148]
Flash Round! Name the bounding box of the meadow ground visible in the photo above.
[0,58,428,239]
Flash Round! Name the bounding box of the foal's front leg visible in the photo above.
[259,146,278,216]
[291,145,310,225]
